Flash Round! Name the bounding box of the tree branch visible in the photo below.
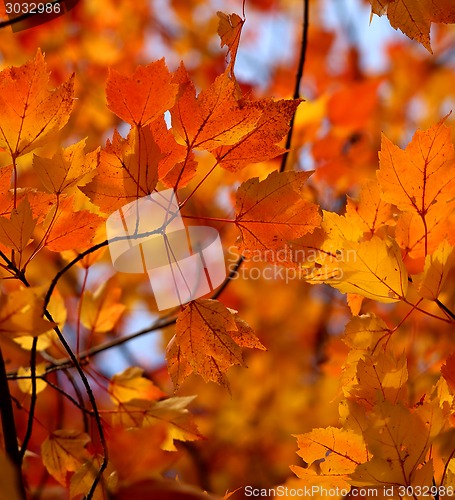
[279,0,310,173]
[0,347,26,499]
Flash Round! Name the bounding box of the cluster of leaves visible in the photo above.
[1,0,455,499]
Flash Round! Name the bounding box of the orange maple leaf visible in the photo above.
[166,299,265,389]
[369,0,455,52]
[213,98,303,172]
[170,65,261,151]
[44,196,104,252]
[106,58,178,126]
[235,170,321,257]
[0,50,74,158]
[81,126,159,214]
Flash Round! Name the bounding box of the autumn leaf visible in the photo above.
[108,367,164,404]
[346,179,393,236]
[44,196,104,252]
[151,116,198,188]
[343,314,391,353]
[41,430,91,486]
[306,236,408,303]
[33,139,99,195]
[369,0,455,52]
[106,59,178,126]
[350,402,432,487]
[170,66,261,151]
[349,352,408,406]
[217,11,244,74]
[80,279,126,334]
[0,49,74,158]
[413,240,455,300]
[378,120,455,211]
[166,299,264,389]
[377,120,455,266]
[291,427,368,488]
[235,170,321,258]
[81,126,159,214]
[113,396,203,452]
[213,98,303,172]
[0,198,36,253]
[70,456,113,500]
[0,288,55,338]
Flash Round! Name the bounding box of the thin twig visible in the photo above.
[279,0,310,173]
[19,337,38,460]
[0,347,26,499]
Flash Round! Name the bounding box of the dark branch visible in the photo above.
[279,0,310,173]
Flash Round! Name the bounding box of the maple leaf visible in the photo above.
[350,402,432,487]
[346,179,393,236]
[108,367,164,404]
[150,116,198,188]
[44,196,104,252]
[235,170,321,258]
[413,240,455,300]
[369,0,455,52]
[213,98,303,172]
[33,139,99,195]
[166,299,264,389]
[377,120,455,266]
[378,120,455,211]
[349,352,408,406]
[0,50,74,158]
[112,396,203,452]
[80,279,126,334]
[306,236,408,303]
[291,427,368,488]
[170,65,261,151]
[41,430,91,486]
[106,58,178,126]
[0,198,36,253]
[217,11,245,75]
[81,126,159,214]
[0,288,55,338]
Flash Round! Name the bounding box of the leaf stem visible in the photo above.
[279,0,309,173]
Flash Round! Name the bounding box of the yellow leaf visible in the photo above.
[80,279,126,334]
[414,240,455,300]
[33,139,99,195]
[41,430,91,486]
[351,402,431,487]
[108,367,164,404]
[112,396,203,452]
[14,291,66,350]
[346,180,393,236]
[292,427,367,487]
[17,363,47,395]
[307,236,408,303]
[0,288,55,338]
